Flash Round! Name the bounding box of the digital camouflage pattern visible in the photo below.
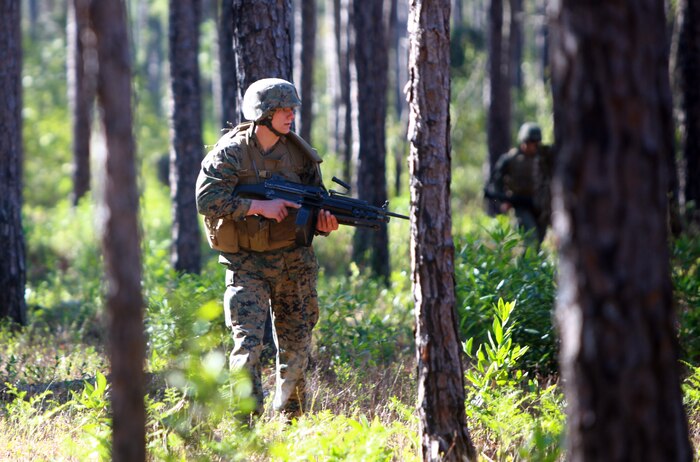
[196,116,324,416]
[224,245,318,415]
[241,78,301,122]
[196,123,322,225]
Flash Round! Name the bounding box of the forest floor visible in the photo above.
[3,325,700,460]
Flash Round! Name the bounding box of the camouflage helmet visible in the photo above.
[517,122,542,143]
[242,78,301,122]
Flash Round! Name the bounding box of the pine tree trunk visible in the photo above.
[68,0,93,205]
[351,0,390,280]
[452,0,463,28]
[486,0,511,215]
[297,0,315,141]
[0,0,27,326]
[146,15,165,117]
[549,1,692,460]
[27,0,39,40]
[328,0,354,181]
[536,0,549,84]
[407,0,477,460]
[169,0,203,274]
[232,0,294,114]
[678,0,700,225]
[389,0,409,196]
[218,0,238,127]
[509,0,523,90]
[326,0,341,155]
[88,1,146,460]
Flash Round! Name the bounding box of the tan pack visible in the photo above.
[204,216,240,254]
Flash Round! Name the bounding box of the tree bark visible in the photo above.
[297,0,316,142]
[535,0,549,83]
[231,0,294,117]
[351,0,390,280]
[326,0,355,179]
[407,0,477,460]
[337,0,355,181]
[68,0,94,205]
[87,1,146,460]
[145,15,166,117]
[169,0,203,274]
[549,1,692,460]
[486,0,511,215]
[509,0,523,90]
[389,0,409,196]
[0,0,27,326]
[677,0,700,225]
[326,0,341,155]
[452,0,463,28]
[27,0,39,40]
[218,0,238,127]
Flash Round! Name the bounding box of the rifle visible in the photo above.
[483,188,536,210]
[234,175,409,246]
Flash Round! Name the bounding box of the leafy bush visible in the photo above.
[315,264,414,372]
[673,233,700,363]
[456,216,558,373]
[464,299,565,461]
[464,299,530,391]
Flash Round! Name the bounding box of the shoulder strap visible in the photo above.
[286,130,323,163]
[231,121,254,137]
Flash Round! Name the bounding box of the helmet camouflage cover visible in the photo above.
[242,78,301,122]
[517,122,542,143]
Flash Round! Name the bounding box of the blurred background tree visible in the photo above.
[0,0,27,326]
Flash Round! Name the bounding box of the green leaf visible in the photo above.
[493,317,504,345]
[95,371,107,396]
[464,337,474,357]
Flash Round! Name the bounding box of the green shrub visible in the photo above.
[144,269,228,366]
[315,264,414,372]
[464,299,565,461]
[464,299,530,391]
[456,216,557,373]
[673,233,700,363]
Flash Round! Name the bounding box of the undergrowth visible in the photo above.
[3,177,700,460]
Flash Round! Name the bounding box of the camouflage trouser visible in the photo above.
[514,206,546,245]
[223,246,319,415]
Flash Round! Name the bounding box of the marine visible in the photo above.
[195,78,338,417]
[486,122,553,245]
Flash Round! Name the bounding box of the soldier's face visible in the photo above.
[271,107,295,135]
[522,140,540,156]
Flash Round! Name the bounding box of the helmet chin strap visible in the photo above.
[258,116,285,138]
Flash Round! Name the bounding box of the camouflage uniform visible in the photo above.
[488,124,553,244]
[195,80,323,416]
[223,244,318,415]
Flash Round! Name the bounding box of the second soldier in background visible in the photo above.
[486,122,554,246]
